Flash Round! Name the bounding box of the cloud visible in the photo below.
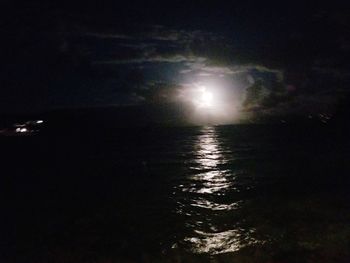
[82,25,216,67]
[94,55,203,65]
[82,25,217,46]
[82,25,226,66]
[76,23,348,119]
[83,32,134,40]
[200,66,241,75]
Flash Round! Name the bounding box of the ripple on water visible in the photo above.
[174,126,263,255]
[184,228,261,254]
[190,199,242,211]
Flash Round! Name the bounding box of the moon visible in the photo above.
[181,82,240,124]
[194,87,214,109]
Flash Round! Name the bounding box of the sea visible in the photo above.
[1,124,350,263]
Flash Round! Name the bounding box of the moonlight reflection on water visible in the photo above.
[175,126,260,254]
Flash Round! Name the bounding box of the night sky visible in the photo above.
[2,1,350,123]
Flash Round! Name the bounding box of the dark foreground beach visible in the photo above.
[1,124,350,263]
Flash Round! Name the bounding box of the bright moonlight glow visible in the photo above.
[201,90,213,106]
[182,81,241,124]
[194,87,214,109]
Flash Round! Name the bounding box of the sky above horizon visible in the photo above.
[1,1,350,123]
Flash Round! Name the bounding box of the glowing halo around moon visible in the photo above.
[178,81,241,125]
[193,86,215,109]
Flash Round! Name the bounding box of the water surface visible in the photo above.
[1,124,350,262]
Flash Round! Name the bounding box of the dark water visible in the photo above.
[1,125,350,262]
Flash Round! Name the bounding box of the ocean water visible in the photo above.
[1,124,350,262]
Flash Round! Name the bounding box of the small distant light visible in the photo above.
[36,120,44,124]
[16,127,28,133]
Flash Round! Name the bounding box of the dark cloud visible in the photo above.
[1,1,349,122]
